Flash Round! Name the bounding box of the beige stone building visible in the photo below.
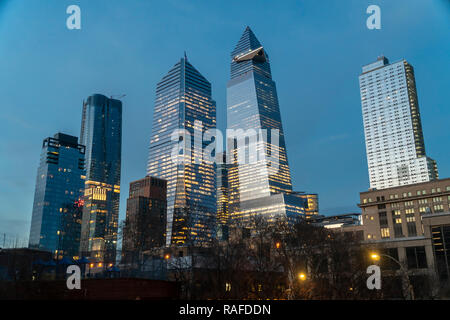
[359,178,450,241]
[357,178,450,286]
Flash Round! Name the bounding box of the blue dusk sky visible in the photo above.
[0,0,449,239]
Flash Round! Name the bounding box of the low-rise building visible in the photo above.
[357,178,450,296]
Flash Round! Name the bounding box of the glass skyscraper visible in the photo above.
[29,133,85,259]
[226,27,306,224]
[359,57,438,190]
[147,56,216,246]
[79,94,122,264]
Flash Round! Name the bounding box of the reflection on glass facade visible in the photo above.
[147,56,216,246]
[237,192,307,225]
[226,27,305,224]
[29,133,85,259]
[79,94,122,264]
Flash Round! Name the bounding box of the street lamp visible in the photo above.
[370,253,380,261]
[369,251,414,300]
[298,272,306,281]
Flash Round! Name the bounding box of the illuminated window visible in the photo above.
[433,197,442,203]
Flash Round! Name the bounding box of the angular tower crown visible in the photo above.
[232,26,263,56]
[230,26,271,80]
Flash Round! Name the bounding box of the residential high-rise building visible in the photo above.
[29,133,85,259]
[359,56,438,190]
[226,27,305,224]
[79,94,122,264]
[147,56,216,246]
[122,176,167,268]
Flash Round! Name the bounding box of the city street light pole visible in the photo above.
[370,252,414,300]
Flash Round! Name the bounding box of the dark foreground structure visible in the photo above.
[0,278,179,300]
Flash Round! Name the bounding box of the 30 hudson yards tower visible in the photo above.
[79,94,122,264]
[359,57,438,190]
[226,27,306,225]
[147,56,216,246]
[29,133,85,259]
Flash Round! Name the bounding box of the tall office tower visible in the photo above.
[147,56,216,246]
[226,27,305,224]
[359,57,438,190]
[79,94,122,264]
[122,176,167,268]
[29,133,85,259]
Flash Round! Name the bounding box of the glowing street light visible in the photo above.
[298,272,306,281]
[370,252,381,261]
[164,253,171,260]
[369,251,414,300]
[275,242,281,249]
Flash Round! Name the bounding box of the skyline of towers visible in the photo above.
[24,28,446,266]
[226,27,306,224]
[147,56,217,246]
[28,133,85,258]
[79,94,122,264]
[359,56,438,190]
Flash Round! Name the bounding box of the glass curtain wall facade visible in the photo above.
[300,193,319,217]
[432,224,450,281]
[147,56,216,246]
[226,27,305,224]
[29,133,85,259]
[359,57,438,190]
[79,94,122,264]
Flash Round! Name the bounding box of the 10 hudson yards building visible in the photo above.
[29,133,85,259]
[147,56,216,246]
[79,94,122,264]
[359,57,438,190]
[226,27,306,225]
